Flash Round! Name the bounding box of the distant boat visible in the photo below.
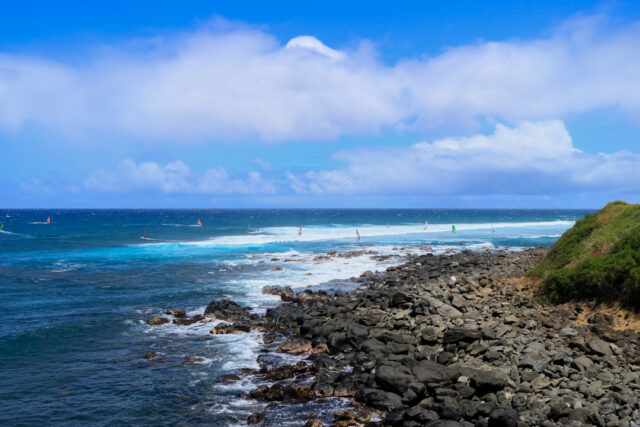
[424,220,428,231]
[356,228,361,241]
[5,214,10,218]
[452,225,456,234]
[196,218,202,226]
[142,227,149,239]
[46,217,51,225]
[298,225,303,236]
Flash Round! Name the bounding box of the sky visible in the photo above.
[1,0,640,208]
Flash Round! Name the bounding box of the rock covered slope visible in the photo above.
[150,247,640,425]
[530,201,640,309]
[237,248,640,426]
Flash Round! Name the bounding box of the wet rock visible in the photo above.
[247,412,266,424]
[182,357,204,365]
[262,285,294,301]
[204,299,248,322]
[173,314,204,326]
[277,338,312,354]
[211,322,251,334]
[165,309,186,318]
[143,351,157,359]
[146,317,169,326]
[220,374,240,381]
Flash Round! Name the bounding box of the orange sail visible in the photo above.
[46,216,51,224]
[196,218,202,226]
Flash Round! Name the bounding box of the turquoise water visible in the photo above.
[0,209,590,425]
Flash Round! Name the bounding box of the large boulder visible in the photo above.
[204,299,247,322]
[374,363,417,395]
[457,364,514,393]
[443,328,482,344]
[412,360,452,388]
[354,388,403,412]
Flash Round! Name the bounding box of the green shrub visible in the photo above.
[539,223,640,309]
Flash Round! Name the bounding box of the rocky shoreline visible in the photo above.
[152,248,640,426]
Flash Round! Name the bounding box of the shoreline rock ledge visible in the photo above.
[209,248,640,426]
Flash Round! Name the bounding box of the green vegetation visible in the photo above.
[530,201,640,309]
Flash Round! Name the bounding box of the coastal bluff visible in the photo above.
[530,201,640,309]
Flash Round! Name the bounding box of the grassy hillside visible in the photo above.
[529,201,640,309]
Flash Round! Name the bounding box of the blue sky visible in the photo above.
[1,0,640,208]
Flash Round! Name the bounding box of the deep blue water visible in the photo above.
[0,209,590,426]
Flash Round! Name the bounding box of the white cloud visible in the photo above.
[285,35,347,61]
[1,16,639,142]
[287,120,640,195]
[85,159,276,195]
[14,120,640,199]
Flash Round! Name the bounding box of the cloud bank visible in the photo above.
[84,159,276,195]
[288,120,640,196]
[1,16,640,142]
[42,121,637,199]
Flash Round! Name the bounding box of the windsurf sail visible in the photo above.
[0,224,3,231]
[424,220,429,231]
[452,225,456,234]
[143,227,149,239]
[298,225,303,236]
[386,222,389,229]
[46,217,51,224]
[356,228,360,241]
[196,218,202,226]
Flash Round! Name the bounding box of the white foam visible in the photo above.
[131,220,574,249]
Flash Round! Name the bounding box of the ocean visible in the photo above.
[0,208,590,426]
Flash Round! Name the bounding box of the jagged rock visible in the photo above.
[146,317,169,326]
